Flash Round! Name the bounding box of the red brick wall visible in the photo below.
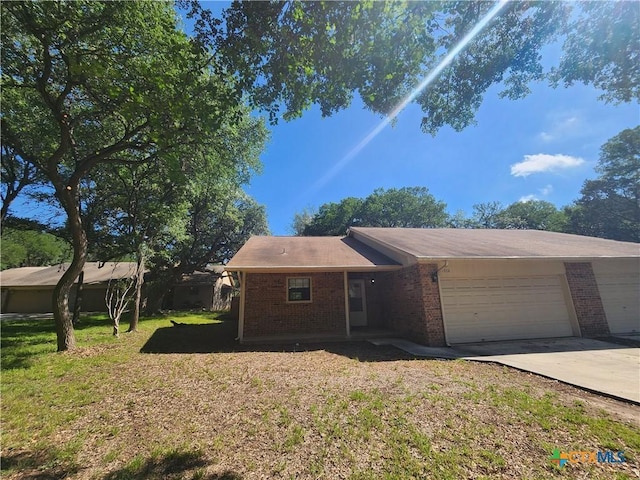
[564,262,610,337]
[380,264,446,347]
[417,264,447,347]
[243,272,346,338]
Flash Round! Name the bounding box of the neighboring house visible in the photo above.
[0,262,137,313]
[225,228,640,345]
[166,266,234,311]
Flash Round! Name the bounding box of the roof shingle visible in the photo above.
[225,236,400,270]
[350,227,640,259]
[0,262,137,287]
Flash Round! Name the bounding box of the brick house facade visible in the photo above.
[243,272,346,338]
[377,264,446,346]
[227,228,639,345]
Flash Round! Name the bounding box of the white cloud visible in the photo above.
[538,132,554,142]
[519,185,553,203]
[540,184,553,196]
[510,154,585,177]
[537,115,581,143]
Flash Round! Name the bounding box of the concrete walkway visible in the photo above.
[371,337,640,404]
[369,338,463,359]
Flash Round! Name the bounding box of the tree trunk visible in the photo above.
[143,269,181,315]
[143,281,166,315]
[128,251,145,332]
[72,270,84,327]
[113,314,120,337]
[52,188,88,351]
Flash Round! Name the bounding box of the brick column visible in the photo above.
[564,262,610,337]
[418,263,447,347]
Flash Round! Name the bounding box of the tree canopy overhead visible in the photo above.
[192,0,637,134]
[553,1,639,104]
[217,1,571,133]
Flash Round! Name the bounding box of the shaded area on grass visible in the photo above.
[1,318,59,370]
[0,314,116,370]
[1,447,79,480]
[103,449,241,480]
[140,317,416,362]
[140,317,238,354]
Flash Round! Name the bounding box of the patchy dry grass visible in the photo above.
[2,312,639,479]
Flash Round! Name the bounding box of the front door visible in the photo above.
[348,279,367,327]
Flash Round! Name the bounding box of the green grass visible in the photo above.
[1,312,638,479]
[1,311,228,478]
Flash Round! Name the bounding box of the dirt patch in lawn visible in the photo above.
[3,318,639,479]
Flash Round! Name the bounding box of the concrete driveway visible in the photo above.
[452,337,640,404]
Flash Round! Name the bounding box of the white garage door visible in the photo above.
[441,275,574,344]
[593,261,640,334]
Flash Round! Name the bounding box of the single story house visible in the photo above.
[0,262,138,313]
[225,228,640,345]
[164,266,234,311]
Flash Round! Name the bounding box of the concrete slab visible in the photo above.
[453,338,640,404]
[369,338,463,359]
[369,337,640,403]
[618,334,640,343]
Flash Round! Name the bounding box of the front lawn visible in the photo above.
[2,312,638,479]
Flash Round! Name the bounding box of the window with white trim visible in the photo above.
[287,277,311,302]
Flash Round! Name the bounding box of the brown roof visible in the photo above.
[180,270,233,286]
[225,236,400,271]
[0,262,138,287]
[350,228,640,260]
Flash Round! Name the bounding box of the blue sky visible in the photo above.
[250,78,638,235]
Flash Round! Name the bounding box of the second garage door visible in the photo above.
[440,274,575,344]
[592,260,640,334]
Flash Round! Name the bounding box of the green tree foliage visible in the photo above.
[302,197,363,236]
[496,200,568,231]
[290,207,317,236]
[1,145,48,226]
[299,187,449,236]
[469,201,505,228]
[467,200,567,231]
[566,126,640,242]
[360,187,449,228]
[145,186,269,313]
[552,1,639,104]
[1,1,241,350]
[1,227,71,270]
[217,1,569,134]
[82,104,268,324]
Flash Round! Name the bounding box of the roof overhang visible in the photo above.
[415,255,640,263]
[224,265,402,273]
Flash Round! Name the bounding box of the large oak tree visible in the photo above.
[566,126,640,243]
[2,1,240,350]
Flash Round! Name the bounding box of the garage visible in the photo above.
[592,260,640,334]
[2,288,53,313]
[439,261,577,344]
